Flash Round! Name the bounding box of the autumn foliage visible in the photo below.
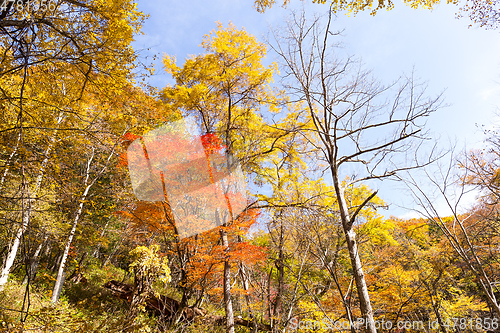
[1,10,499,333]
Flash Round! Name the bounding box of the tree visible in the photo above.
[51,135,119,303]
[403,144,500,319]
[253,0,449,15]
[270,10,443,332]
[117,120,269,329]
[0,0,143,90]
[462,127,500,205]
[0,0,147,297]
[362,215,489,332]
[161,22,286,333]
[0,111,64,290]
[457,0,500,29]
[128,244,171,318]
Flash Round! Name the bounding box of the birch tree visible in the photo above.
[0,112,64,290]
[51,132,121,303]
[0,0,146,295]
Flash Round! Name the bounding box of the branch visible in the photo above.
[338,129,422,166]
[348,190,378,229]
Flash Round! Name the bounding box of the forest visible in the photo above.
[0,0,499,332]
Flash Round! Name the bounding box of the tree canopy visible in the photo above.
[0,3,498,333]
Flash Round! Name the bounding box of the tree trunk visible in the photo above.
[51,150,94,303]
[68,252,87,282]
[102,235,124,268]
[238,233,258,332]
[22,234,48,284]
[332,167,377,333]
[0,225,25,290]
[0,113,63,290]
[272,223,284,331]
[51,183,91,303]
[239,263,259,332]
[92,217,111,258]
[221,228,235,333]
[0,131,21,190]
[51,137,118,303]
[267,267,273,326]
[50,251,62,273]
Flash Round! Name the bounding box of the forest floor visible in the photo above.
[0,261,227,333]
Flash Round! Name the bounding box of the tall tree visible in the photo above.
[51,135,120,303]
[0,111,64,290]
[0,0,146,296]
[270,10,443,332]
[161,22,283,333]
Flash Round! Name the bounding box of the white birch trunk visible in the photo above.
[0,131,21,190]
[51,182,92,302]
[51,140,117,303]
[0,114,64,290]
[92,217,111,258]
[51,149,94,303]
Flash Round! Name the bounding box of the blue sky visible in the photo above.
[132,0,500,218]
